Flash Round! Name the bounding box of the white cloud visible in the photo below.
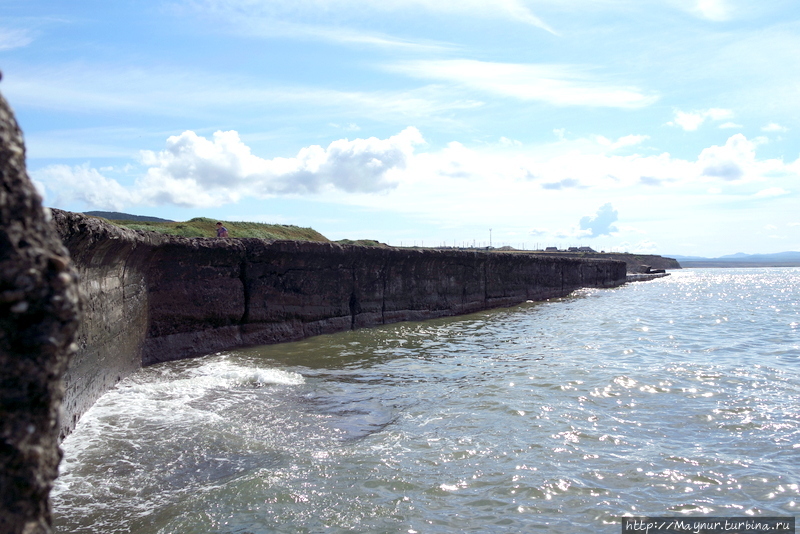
[30,178,47,199]
[669,108,734,131]
[696,134,788,183]
[34,164,136,210]
[697,133,753,180]
[35,128,425,209]
[670,111,705,132]
[761,122,788,133]
[0,27,34,50]
[388,59,658,109]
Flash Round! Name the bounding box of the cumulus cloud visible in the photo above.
[697,133,754,180]
[668,108,734,131]
[139,127,423,200]
[34,128,425,209]
[35,164,136,210]
[579,203,619,238]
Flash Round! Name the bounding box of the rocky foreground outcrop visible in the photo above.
[1,93,80,533]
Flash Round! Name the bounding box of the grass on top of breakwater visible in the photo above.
[107,217,330,241]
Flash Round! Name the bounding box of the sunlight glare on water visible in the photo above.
[53,268,800,533]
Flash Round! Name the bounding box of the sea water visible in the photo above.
[52,268,800,533]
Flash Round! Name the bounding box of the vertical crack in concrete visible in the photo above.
[380,256,388,325]
[483,253,489,305]
[239,254,250,325]
[349,264,358,330]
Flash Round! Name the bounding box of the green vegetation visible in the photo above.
[334,239,388,248]
[106,217,330,242]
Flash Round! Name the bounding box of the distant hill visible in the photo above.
[671,251,800,262]
[671,251,800,267]
[84,211,175,223]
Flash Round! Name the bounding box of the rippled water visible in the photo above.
[53,268,800,533]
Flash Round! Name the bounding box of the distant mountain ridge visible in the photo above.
[83,211,174,223]
[671,251,800,263]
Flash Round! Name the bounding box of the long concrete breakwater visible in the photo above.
[53,210,628,439]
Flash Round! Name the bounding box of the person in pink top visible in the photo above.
[215,222,229,238]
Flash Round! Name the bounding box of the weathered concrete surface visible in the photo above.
[52,211,627,438]
[1,93,80,533]
[54,213,154,439]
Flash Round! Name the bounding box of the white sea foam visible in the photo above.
[202,360,305,387]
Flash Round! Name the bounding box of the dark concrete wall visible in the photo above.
[1,93,80,533]
[54,213,154,439]
[53,210,627,439]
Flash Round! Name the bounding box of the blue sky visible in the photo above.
[2,0,799,256]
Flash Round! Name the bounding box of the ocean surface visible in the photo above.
[52,268,800,533]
